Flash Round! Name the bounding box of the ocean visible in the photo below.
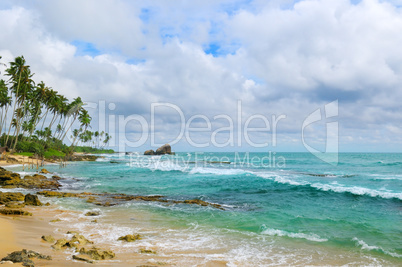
[7,152,402,266]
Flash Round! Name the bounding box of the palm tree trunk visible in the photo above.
[5,70,22,146]
[61,114,77,142]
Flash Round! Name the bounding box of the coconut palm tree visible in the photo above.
[5,56,34,150]
[61,97,84,142]
[0,79,12,136]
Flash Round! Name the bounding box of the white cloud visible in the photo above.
[1,0,402,151]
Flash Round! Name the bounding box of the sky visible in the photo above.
[0,0,402,153]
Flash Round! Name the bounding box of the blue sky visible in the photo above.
[1,0,402,152]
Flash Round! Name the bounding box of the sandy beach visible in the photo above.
[0,158,225,266]
[1,153,401,266]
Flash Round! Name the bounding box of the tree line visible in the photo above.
[0,55,111,156]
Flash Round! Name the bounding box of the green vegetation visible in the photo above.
[14,152,34,157]
[44,148,65,159]
[0,55,113,158]
[74,146,114,154]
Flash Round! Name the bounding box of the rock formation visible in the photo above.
[144,144,174,155]
[24,194,43,206]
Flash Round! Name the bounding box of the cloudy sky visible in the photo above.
[1,0,402,152]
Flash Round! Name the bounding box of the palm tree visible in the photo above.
[61,97,83,142]
[78,109,91,132]
[0,56,5,74]
[4,56,34,150]
[103,133,111,147]
[0,79,12,136]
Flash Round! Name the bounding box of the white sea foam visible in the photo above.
[189,167,247,176]
[311,183,402,200]
[254,172,306,186]
[255,171,402,200]
[353,237,402,258]
[95,157,110,162]
[262,228,328,242]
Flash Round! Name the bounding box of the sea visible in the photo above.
[6,152,402,266]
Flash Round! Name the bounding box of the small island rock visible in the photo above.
[144,144,174,155]
[144,149,155,155]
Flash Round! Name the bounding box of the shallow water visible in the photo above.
[7,152,402,266]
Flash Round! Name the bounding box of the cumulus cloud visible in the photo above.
[0,0,402,152]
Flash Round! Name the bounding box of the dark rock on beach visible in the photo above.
[39,168,50,174]
[5,201,26,208]
[69,233,94,246]
[52,238,73,250]
[0,167,60,189]
[0,191,25,204]
[0,208,32,216]
[139,248,157,254]
[24,194,43,206]
[41,235,55,243]
[85,211,100,216]
[79,247,115,260]
[1,249,51,267]
[37,191,79,198]
[72,254,94,264]
[0,167,22,187]
[117,234,142,242]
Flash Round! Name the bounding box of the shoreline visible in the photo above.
[1,157,401,266]
[0,160,228,266]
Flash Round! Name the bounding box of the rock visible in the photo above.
[51,238,69,250]
[86,196,97,203]
[1,249,51,267]
[155,144,173,155]
[40,169,50,174]
[21,174,60,190]
[0,168,22,188]
[72,255,94,264]
[0,168,60,189]
[144,150,155,155]
[70,234,93,246]
[0,192,25,204]
[117,234,141,242]
[50,218,61,222]
[5,201,25,208]
[37,191,78,198]
[0,209,32,216]
[182,199,224,210]
[51,238,78,250]
[65,155,99,162]
[41,235,55,243]
[79,247,115,260]
[24,194,43,206]
[139,249,156,254]
[85,211,100,216]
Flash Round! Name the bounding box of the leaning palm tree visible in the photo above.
[61,97,83,142]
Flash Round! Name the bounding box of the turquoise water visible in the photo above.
[10,152,402,265]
